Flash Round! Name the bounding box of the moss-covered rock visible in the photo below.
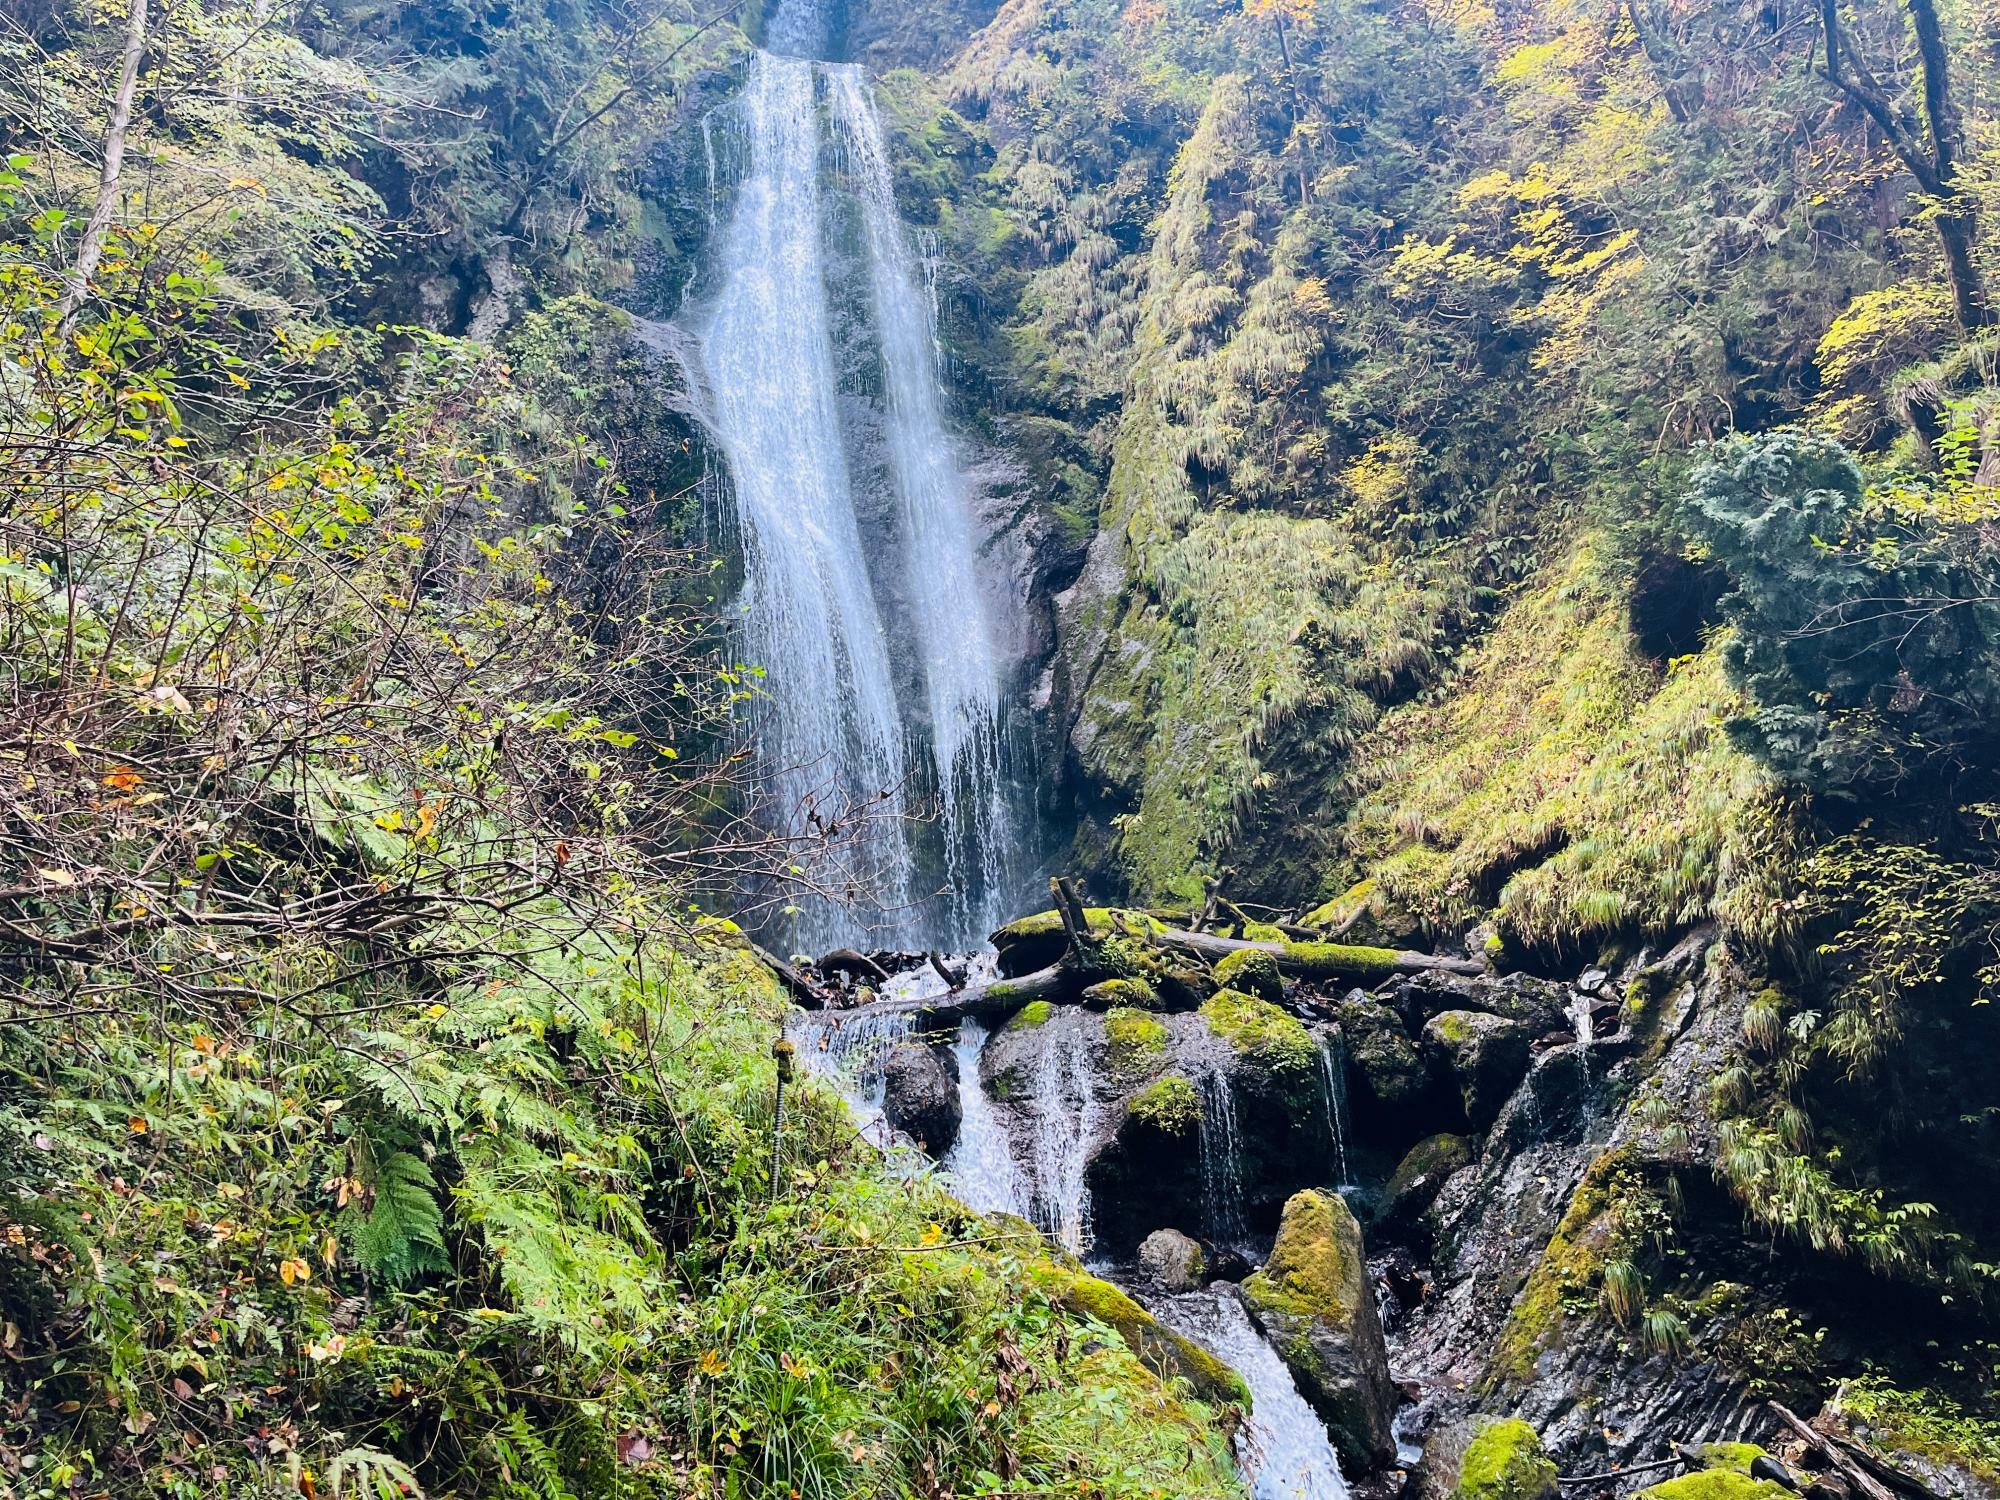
[1033,1265,1251,1408]
[1128,1073,1201,1136]
[1213,946,1284,1002]
[1241,1189,1397,1471]
[1453,1419,1559,1500]
[1104,1006,1170,1075]
[1378,1132,1474,1232]
[1630,1472,1795,1500]
[990,907,1167,976]
[1006,999,1056,1031]
[1687,1444,1770,1476]
[1423,1009,1532,1129]
[1082,976,1164,1011]
[1202,988,1317,1079]
[1341,997,1432,1120]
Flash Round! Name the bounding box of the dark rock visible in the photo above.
[1242,1189,1398,1472]
[1341,996,1434,1124]
[882,1042,959,1155]
[1379,1133,1475,1233]
[1423,1010,1533,1130]
[1413,1417,1559,1500]
[1136,1228,1207,1292]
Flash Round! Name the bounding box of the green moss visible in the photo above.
[1129,1074,1201,1136]
[1339,546,1790,954]
[1689,1444,1769,1475]
[1105,1006,1169,1072]
[1201,989,1317,1077]
[1304,879,1377,930]
[1083,977,1164,1010]
[1275,940,1404,983]
[1006,1000,1055,1031]
[1431,1010,1475,1045]
[1385,1133,1473,1200]
[1487,1148,1651,1387]
[1241,920,1288,942]
[1452,1420,1557,1500]
[1213,947,1283,1001]
[1033,1266,1252,1408]
[1242,1190,1362,1324]
[1632,1472,1795,1500]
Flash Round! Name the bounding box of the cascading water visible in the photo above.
[942,1018,1026,1217]
[1319,1032,1353,1190]
[1197,1062,1251,1251]
[682,0,1026,950]
[1022,1007,1100,1254]
[790,1006,916,1146]
[1155,1290,1351,1500]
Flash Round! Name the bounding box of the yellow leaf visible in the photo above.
[127,1116,149,1134]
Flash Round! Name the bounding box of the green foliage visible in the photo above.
[1676,430,2000,794]
[349,1148,450,1287]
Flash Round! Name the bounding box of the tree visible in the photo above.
[1817,0,1990,333]
[55,0,147,329]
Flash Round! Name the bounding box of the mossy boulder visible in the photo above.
[1341,997,1432,1121]
[1453,1419,1558,1500]
[1241,1189,1396,1471]
[1104,1006,1170,1076]
[1378,1132,1474,1233]
[1213,947,1284,1002]
[1423,1009,1533,1129]
[1686,1444,1771,1476]
[1202,989,1318,1082]
[1128,1073,1200,1137]
[1630,1472,1795,1500]
[1082,976,1163,1011]
[1033,1265,1250,1408]
[1005,999,1055,1032]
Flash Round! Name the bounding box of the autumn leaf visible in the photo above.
[698,1348,726,1377]
[103,765,144,791]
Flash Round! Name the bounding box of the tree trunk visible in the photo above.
[58,0,149,331]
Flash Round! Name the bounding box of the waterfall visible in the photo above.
[1155,1290,1351,1500]
[1022,1008,1099,1254]
[1197,1063,1250,1251]
[943,1019,1026,1217]
[697,44,915,939]
[827,67,1017,942]
[1319,1032,1353,1190]
[790,1006,917,1146]
[681,0,1026,951]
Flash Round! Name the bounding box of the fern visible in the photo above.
[326,1447,426,1500]
[492,1410,581,1500]
[352,1148,449,1286]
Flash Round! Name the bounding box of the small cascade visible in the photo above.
[1154,1290,1351,1500]
[1022,1007,1099,1254]
[1318,1031,1353,1190]
[943,1018,1026,1218]
[1197,1063,1250,1251]
[790,1006,916,1145]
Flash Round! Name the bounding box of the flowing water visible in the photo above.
[1319,1031,1354,1190]
[942,1018,1026,1217]
[1021,1007,1100,1254]
[1198,1062,1251,1251]
[789,1005,916,1147]
[1155,1290,1352,1500]
[682,0,1024,951]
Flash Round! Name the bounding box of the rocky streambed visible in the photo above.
[784,903,1994,1500]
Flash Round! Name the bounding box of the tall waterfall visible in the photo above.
[685,0,1025,951]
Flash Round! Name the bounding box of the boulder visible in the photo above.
[1212,947,1284,1002]
[1242,1189,1398,1472]
[1632,1474,1796,1500]
[881,1043,960,1155]
[1137,1228,1207,1292]
[1342,997,1433,1121]
[1424,1010,1533,1129]
[1378,1132,1474,1233]
[1450,1419,1559,1500]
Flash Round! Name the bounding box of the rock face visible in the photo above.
[1423,1010,1532,1129]
[1341,996,1434,1124]
[1137,1228,1207,1292]
[881,1042,960,1154]
[1379,1132,1474,1233]
[1241,1189,1398,1472]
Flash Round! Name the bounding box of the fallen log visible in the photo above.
[751,942,831,1008]
[1769,1404,1904,1500]
[808,963,1075,1027]
[1148,927,1486,983]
